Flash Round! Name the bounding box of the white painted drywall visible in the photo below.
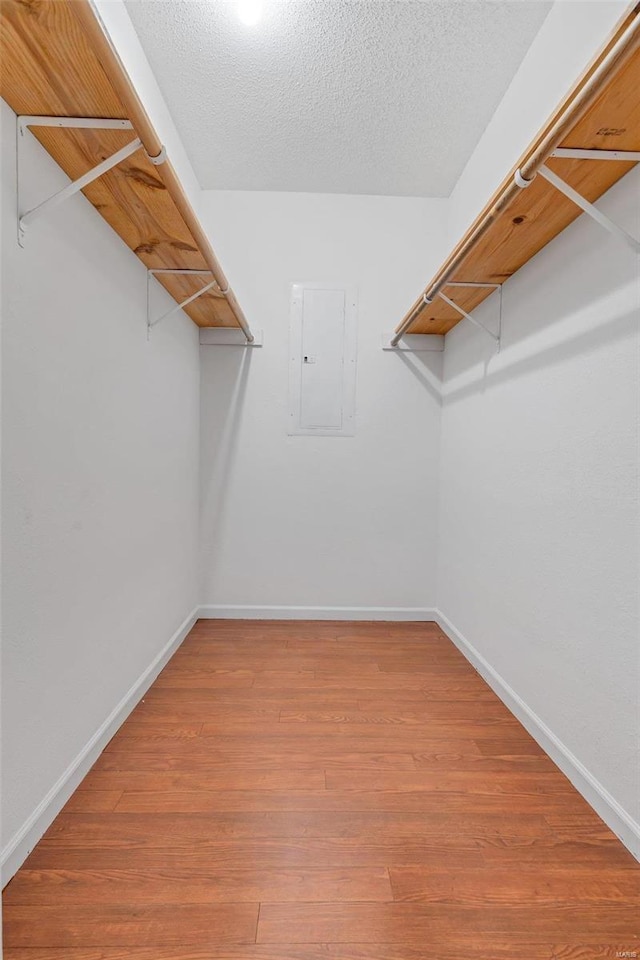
[198,190,447,613]
[448,0,631,244]
[437,0,639,855]
[1,101,200,869]
[439,168,640,847]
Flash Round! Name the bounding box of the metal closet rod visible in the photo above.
[70,0,254,343]
[391,6,640,346]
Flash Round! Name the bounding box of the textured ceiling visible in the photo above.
[126,0,552,197]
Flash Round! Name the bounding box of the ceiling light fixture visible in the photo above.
[237,0,263,26]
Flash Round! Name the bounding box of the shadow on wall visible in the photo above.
[394,349,443,405]
[444,296,637,408]
[442,168,640,396]
[199,346,253,591]
[389,273,637,408]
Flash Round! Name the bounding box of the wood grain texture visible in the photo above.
[111,788,598,817]
[20,837,635,872]
[0,0,239,327]
[3,903,258,947]
[256,901,639,942]
[3,947,640,960]
[6,866,392,905]
[388,865,639,905]
[404,12,640,334]
[3,619,638,957]
[59,790,123,813]
[38,810,548,844]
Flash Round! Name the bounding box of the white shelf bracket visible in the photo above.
[539,163,640,254]
[388,281,502,349]
[147,269,259,343]
[17,116,142,246]
[147,269,224,336]
[438,282,503,351]
[550,148,640,162]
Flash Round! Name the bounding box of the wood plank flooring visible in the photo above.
[3,619,639,959]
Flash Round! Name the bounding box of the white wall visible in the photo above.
[437,0,639,858]
[198,190,447,615]
[438,167,640,855]
[1,101,201,878]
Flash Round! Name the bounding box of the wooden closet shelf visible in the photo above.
[397,5,640,340]
[0,0,250,333]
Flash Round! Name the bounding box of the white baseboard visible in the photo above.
[1,606,199,887]
[198,604,438,621]
[435,609,640,862]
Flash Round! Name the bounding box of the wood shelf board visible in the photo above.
[406,27,640,336]
[0,0,238,328]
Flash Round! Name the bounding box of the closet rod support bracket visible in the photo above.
[438,287,502,351]
[388,281,502,349]
[17,116,140,246]
[539,164,640,253]
[147,270,254,342]
[445,281,502,290]
[551,148,640,162]
[147,144,167,165]
[147,269,223,336]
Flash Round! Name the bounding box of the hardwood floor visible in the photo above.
[3,619,639,959]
